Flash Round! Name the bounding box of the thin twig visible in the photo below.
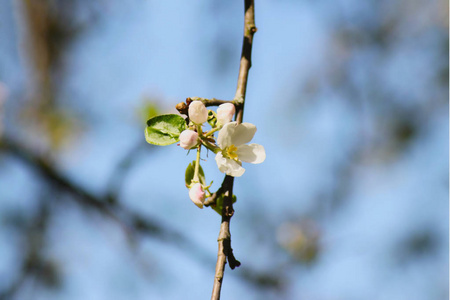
[211,1,256,299]
[204,186,225,207]
[188,97,234,107]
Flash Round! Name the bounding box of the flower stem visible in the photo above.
[193,145,201,183]
[205,126,221,137]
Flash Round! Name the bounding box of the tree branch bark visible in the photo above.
[211,1,256,299]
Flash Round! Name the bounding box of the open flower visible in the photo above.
[189,183,206,208]
[188,101,208,124]
[215,122,265,177]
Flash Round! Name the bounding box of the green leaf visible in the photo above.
[212,194,237,215]
[185,160,206,187]
[145,114,187,146]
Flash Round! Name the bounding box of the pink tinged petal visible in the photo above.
[179,130,198,149]
[188,101,208,124]
[215,152,245,177]
[230,122,256,146]
[189,183,205,209]
[236,144,266,164]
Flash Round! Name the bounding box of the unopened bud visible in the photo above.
[176,102,188,114]
[188,101,208,124]
[179,130,198,149]
[189,183,205,208]
[217,103,235,125]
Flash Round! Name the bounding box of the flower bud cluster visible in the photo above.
[182,100,238,208]
[147,97,266,210]
[177,99,265,208]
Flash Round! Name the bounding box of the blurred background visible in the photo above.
[0,0,448,299]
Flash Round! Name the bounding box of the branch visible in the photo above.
[189,97,234,107]
[211,1,256,299]
[176,98,235,116]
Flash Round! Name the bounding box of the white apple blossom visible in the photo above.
[189,183,206,208]
[179,129,198,149]
[216,103,235,125]
[215,122,265,177]
[188,101,208,124]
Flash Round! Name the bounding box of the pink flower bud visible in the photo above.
[217,103,235,125]
[188,101,208,124]
[179,130,198,149]
[189,183,205,208]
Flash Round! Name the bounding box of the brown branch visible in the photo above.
[204,186,225,207]
[188,97,234,107]
[211,1,256,299]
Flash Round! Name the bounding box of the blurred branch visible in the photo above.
[0,134,282,292]
[105,139,147,203]
[0,199,53,300]
[211,1,256,299]
[0,134,205,251]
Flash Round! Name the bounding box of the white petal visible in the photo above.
[215,152,245,177]
[236,144,266,164]
[227,160,245,177]
[215,152,228,172]
[217,122,257,148]
[230,123,256,146]
[217,122,235,148]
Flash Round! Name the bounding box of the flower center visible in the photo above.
[225,144,238,160]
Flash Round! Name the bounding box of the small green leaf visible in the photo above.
[185,160,206,187]
[212,194,237,215]
[145,114,187,146]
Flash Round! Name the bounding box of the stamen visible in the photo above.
[226,144,238,160]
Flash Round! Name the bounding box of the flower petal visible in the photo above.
[217,122,233,148]
[217,122,257,148]
[227,160,245,177]
[215,152,245,177]
[215,152,229,173]
[230,123,256,146]
[236,144,266,164]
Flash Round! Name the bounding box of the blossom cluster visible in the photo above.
[180,101,265,208]
[144,99,265,209]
